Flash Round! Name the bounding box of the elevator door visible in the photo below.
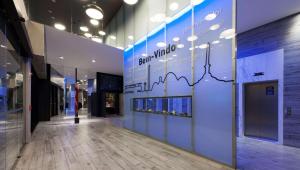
[244,81,278,141]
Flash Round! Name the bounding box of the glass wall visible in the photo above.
[123,0,236,167]
[0,22,25,170]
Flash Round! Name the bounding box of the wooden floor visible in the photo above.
[14,116,232,170]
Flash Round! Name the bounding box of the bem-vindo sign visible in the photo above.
[139,44,176,65]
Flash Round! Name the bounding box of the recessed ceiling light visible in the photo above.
[59,56,64,60]
[110,35,116,40]
[128,35,134,40]
[187,35,198,41]
[90,19,99,26]
[156,42,166,48]
[98,30,106,36]
[205,13,217,21]
[220,29,235,39]
[92,59,96,63]
[86,7,103,20]
[150,13,166,23]
[212,40,220,44]
[124,0,138,5]
[169,2,179,11]
[191,0,205,5]
[91,36,103,43]
[172,37,180,42]
[51,16,55,20]
[189,47,194,51]
[117,46,124,50]
[84,32,92,38]
[0,44,7,48]
[177,44,184,48]
[142,53,147,57]
[199,43,209,49]
[6,62,11,65]
[209,24,220,31]
[54,23,66,30]
[80,26,89,32]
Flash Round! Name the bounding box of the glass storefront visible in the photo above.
[0,19,25,170]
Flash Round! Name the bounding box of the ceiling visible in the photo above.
[45,25,123,80]
[24,0,123,36]
[237,0,300,33]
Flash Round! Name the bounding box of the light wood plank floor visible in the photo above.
[14,116,232,170]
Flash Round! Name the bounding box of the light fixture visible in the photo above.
[205,13,217,21]
[172,37,180,42]
[177,44,184,48]
[110,35,116,40]
[187,35,198,41]
[209,24,220,31]
[128,44,133,48]
[128,35,134,40]
[142,53,147,57]
[84,33,92,38]
[85,6,103,20]
[150,13,166,23]
[6,62,11,65]
[0,44,7,48]
[90,19,99,26]
[92,59,96,63]
[169,2,179,11]
[80,26,89,32]
[117,46,124,50]
[191,0,205,5]
[59,56,64,60]
[212,40,220,44]
[98,30,106,36]
[124,0,138,5]
[220,29,235,39]
[156,42,166,48]
[199,43,209,49]
[91,36,103,43]
[189,47,194,51]
[54,23,66,30]
[173,54,177,57]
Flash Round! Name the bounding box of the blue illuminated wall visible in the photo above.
[123,0,235,167]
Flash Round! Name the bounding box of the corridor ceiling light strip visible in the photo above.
[86,7,103,20]
[80,26,89,32]
[54,23,66,30]
[124,0,138,5]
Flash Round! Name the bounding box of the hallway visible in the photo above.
[14,117,231,170]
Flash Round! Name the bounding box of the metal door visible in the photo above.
[244,81,278,140]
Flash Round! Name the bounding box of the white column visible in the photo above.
[23,57,31,143]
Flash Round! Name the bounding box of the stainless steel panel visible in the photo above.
[244,81,278,140]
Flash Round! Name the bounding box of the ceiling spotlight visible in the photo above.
[156,42,166,48]
[169,2,179,11]
[191,0,205,5]
[54,23,66,30]
[80,26,89,32]
[117,46,124,50]
[150,13,166,23]
[205,12,217,21]
[85,6,103,20]
[209,24,220,31]
[187,35,198,41]
[172,37,180,42]
[91,36,103,43]
[220,29,235,39]
[124,0,138,5]
[199,43,209,49]
[90,19,99,26]
[110,35,116,40]
[0,44,7,49]
[98,30,106,36]
[212,40,220,44]
[59,56,64,60]
[84,32,92,38]
[92,59,96,63]
[128,35,134,40]
[177,44,184,48]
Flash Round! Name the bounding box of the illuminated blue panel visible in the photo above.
[134,112,147,135]
[167,117,192,151]
[148,114,165,141]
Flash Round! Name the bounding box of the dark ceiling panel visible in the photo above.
[25,0,123,36]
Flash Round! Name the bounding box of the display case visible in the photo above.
[133,96,192,118]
